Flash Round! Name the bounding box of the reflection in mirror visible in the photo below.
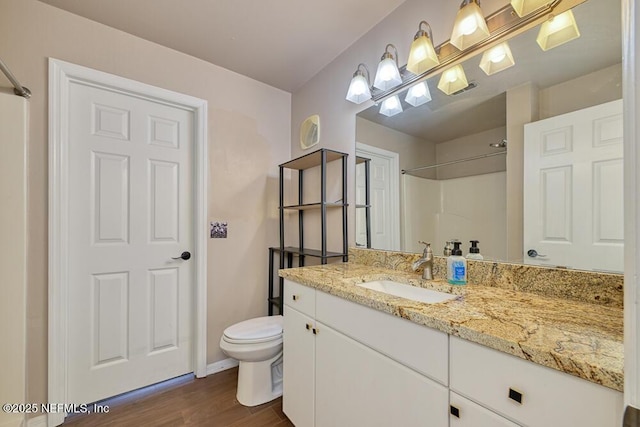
[355,0,622,272]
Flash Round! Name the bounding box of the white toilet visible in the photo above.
[219,315,284,407]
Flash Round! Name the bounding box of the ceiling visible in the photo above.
[357,0,622,143]
[37,0,406,92]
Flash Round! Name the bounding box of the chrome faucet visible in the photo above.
[412,241,434,280]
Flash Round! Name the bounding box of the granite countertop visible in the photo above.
[279,262,623,392]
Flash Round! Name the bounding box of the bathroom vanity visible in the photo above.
[280,253,623,427]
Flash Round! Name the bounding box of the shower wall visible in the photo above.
[402,171,507,259]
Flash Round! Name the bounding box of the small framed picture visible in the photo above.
[210,221,227,238]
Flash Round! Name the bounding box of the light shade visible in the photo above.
[437,65,469,95]
[379,95,403,117]
[373,44,402,91]
[404,82,432,107]
[346,64,372,104]
[479,42,515,75]
[450,0,490,51]
[536,10,580,51]
[510,0,550,17]
[406,21,440,75]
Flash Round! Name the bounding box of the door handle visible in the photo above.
[172,251,191,261]
[527,249,547,258]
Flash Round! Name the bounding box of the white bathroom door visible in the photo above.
[356,143,400,251]
[66,80,194,404]
[523,99,623,272]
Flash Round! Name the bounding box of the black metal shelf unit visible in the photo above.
[268,148,349,315]
[356,156,371,249]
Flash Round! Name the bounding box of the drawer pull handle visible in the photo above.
[509,388,523,404]
[305,323,311,330]
[312,328,318,335]
[292,295,299,301]
[450,405,460,418]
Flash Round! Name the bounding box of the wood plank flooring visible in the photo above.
[62,368,294,427]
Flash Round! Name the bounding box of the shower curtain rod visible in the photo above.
[401,150,507,174]
[0,57,31,98]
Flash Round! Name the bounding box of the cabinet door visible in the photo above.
[315,321,448,427]
[283,305,315,427]
[450,337,623,427]
[450,392,521,427]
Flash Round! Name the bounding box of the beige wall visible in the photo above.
[356,117,436,174]
[0,92,28,427]
[539,63,622,119]
[0,0,291,406]
[435,127,506,180]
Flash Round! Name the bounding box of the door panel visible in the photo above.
[67,81,194,404]
[524,99,623,272]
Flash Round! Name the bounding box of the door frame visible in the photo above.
[48,58,208,426]
[355,142,401,251]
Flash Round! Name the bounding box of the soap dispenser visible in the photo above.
[447,241,467,285]
[466,240,484,260]
[443,241,454,256]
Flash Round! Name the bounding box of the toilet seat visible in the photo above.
[223,315,283,344]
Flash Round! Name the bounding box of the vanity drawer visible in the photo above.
[283,279,315,316]
[449,392,521,427]
[450,336,622,427]
[315,289,448,385]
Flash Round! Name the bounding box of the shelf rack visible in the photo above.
[268,148,349,314]
[356,156,371,249]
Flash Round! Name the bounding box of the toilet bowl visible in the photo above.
[219,315,283,407]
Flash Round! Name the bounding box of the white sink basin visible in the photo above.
[356,280,457,304]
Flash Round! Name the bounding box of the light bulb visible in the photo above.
[353,79,366,95]
[437,65,468,95]
[459,16,478,36]
[379,95,403,117]
[386,97,399,109]
[412,83,427,97]
[405,82,432,107]
[479,42,515,75]
[490,47,506,63]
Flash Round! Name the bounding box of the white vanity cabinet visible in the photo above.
[450,336,623,427]
[283,281,317,427]
[283,279,449,427]
[283,279,623,427]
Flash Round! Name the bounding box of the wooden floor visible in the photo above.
[63,368,294,427]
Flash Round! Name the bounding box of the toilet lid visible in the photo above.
[223,315,283,341]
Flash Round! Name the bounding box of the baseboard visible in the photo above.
[206,358,238,376]
[26,415,46,427]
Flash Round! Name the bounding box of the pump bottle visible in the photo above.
[447,241,467,285]
[466,240,484,260]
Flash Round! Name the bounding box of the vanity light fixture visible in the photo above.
[379,95,403,117]
[406,21,440,75]
[373,44,402,91]
[346,63,372,104]
[450,0,490,51]
[479,42,515,75]
[437,65,469,95]
[346,0,579,105]
[511,0,551,17]
[404,82,432,107]
[536,10,580,51]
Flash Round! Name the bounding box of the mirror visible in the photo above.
[355,0,623,272]
[300,114,320,150]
